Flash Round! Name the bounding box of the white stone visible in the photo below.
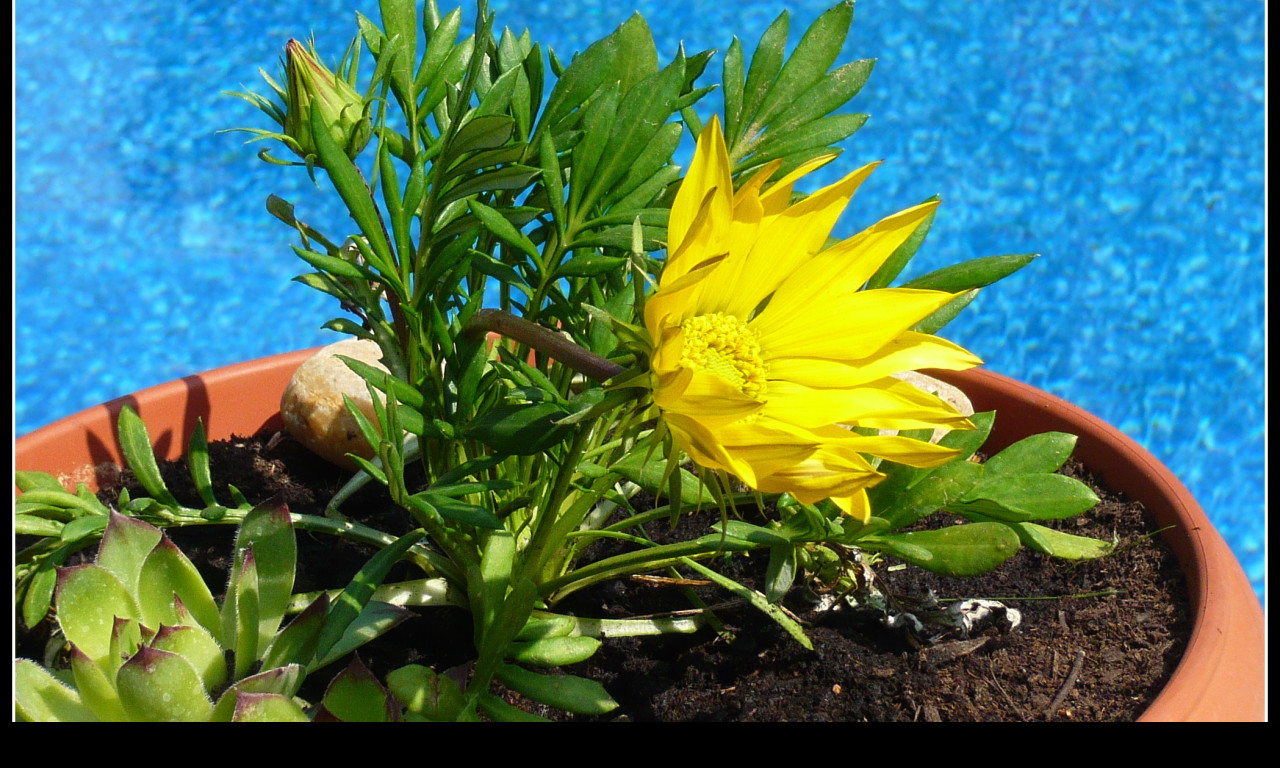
[280,339,389,469]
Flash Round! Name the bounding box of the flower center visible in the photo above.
[679,313,768,398]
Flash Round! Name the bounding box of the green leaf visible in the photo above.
[554,253,628,278]
[380,0,418,109]
[136,535,221,635]
[936,409,996,462]
[188,420,218,508]
[912,288,979,334]
[414,6,463,94]
[680,556,813,650]
[314,530,426,664]
[957,473,1100,521]
[864,522,1021,577]
[495,663,618,715]
[309,104,394,272]
[874,459,982,531]
[540,12,657,131]
[14,659,99,722]
[610,443,714,505]
[70,646,127,721]
[715,520,790,546]
[766,58,875,139]
[464,401,573,455]
[984,432,1078,477]
[15,470,71,494]
[261,593,329,671]
[320,655,396,722]
[55,564,139,663]
[116,647,215,722]
[866,196,940,290]
[478,691,551,722]
[903,253,1039,293]
[229,548,261,679]
[447,114,516,163]
[116,406,181,509]
[764,543,799,603]
[21,558,59,628]
[752,1,853,131]
[387,664,468,721]
[747,112,868,167]
[469,197,540,260]
[1005,522,1115,560]
[233,499,297,649]
[95,512,163,600]
[735,10,789,146]
[408,492,504,530]
[507,636,602,667]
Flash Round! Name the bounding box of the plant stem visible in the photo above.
[463,309,625,382]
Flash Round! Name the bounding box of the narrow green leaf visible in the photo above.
[234,499,297,650]
[187,419,217,507]
[865,199,938,290]
[753,1,853,130]
[116,406,181,509]
[469,197,540,260]
[903,253,1039,293]
[876,459,982,531]
[309,104,394,269]
[314,530,426,663]
[1006,521,1115,560]
[507,636,601,667]
[680,556,813,650]
[912,288,979,334]
[737,10,789,145]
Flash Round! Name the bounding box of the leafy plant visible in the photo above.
[16,0,1121,722]
[14,503,422,721]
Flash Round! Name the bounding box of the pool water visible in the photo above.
[14,0,1265,605]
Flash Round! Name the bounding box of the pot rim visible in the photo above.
[14,355,1265,721]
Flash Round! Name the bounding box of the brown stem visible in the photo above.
[464,309,625,382]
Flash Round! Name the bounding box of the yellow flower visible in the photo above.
[644,115,983,521]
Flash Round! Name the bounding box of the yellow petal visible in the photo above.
[758,200,940,325]
[767,332,983,390]
[664,413,816,486]
[709,161,881,319]
[654,369,764,426]
[830,489,871,522]
[666,116,733,283]
[754,287,959,360]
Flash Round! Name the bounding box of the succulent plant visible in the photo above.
[14,502,421,721]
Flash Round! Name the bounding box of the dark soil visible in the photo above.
[16,429,1192,722]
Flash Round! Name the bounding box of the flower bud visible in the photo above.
[282,38,372,161]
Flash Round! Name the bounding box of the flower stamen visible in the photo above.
[679,313,768,398]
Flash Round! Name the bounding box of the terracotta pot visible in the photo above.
[14,354,1265,721]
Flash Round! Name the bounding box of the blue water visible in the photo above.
[15,0,1265,606]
